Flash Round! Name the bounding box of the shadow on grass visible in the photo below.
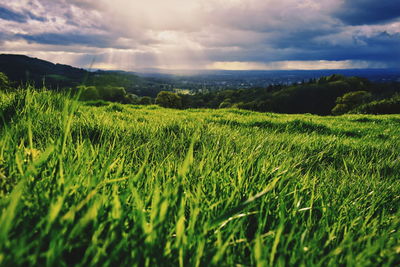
[208,118,363,138]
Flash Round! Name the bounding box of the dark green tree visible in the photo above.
[219,100,232,108]
[332,91,372,115]
[155,91,182,108]
[125,94,140,104]
[99,86,127,102]
[78,86,100,100]
[351,94,400,114]
[139,96,153,105]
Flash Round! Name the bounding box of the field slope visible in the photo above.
[0,89,399,266]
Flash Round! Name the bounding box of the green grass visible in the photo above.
[0,88,399,266]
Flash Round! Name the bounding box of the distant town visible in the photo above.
[138,69,400,93]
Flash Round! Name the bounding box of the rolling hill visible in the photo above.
[0,54,167,97]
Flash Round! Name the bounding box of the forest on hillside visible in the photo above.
[3,69,399,115]
[177,74,400,115]
[0,54,399,115]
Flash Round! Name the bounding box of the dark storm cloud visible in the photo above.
[202,31,400,66]
[334,0,400,25]
[1,0,400,69]
[15,33,117,48]
[268,29,338,50]
[278,31,399,62]
[0,5,47,23]
[309,32,400,63]
[0,6,27,22]
[26,12,47,22]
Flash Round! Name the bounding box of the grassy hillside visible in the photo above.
[0,88,399,266]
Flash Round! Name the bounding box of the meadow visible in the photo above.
[0,88,399,266]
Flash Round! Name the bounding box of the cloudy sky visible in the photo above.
[0,0,399,70]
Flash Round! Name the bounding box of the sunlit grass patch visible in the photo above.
[0,89,399,266]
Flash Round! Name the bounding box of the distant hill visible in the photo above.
[1,54,399,114]
[0,54,168,97]
[0,54,88,88]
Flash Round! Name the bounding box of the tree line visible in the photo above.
[155,74,400,115]
[1,71,399,115]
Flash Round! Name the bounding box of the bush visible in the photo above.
[332,91,372,115]
[78,85,136,104]
[351,95,400,114]
[79,86,100,101]
[219,101,232,108]
[125,94,140,104]
[155,91,182,108]
[103,86,127,102]
[331,104,348,115]
[139,96,154,105]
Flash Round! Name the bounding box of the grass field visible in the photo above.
[0,88,399,266]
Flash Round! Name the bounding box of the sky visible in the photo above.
[0,0,399,71]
